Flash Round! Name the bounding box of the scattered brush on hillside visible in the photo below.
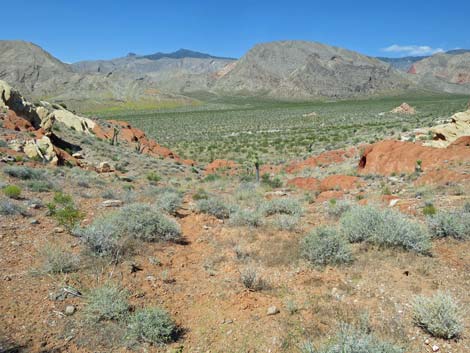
[412,292,464,339]
[3,166,45,180]
[302,226,353,267]
[427,207,470,240]
[301,324,404,353]
[196,196,234,219]
[229,207,263,227]
[39,244,80,274]
[340,205,431,254]
[84,284,129,322]
[74,203,181,260]
[155,189,184,215]
[127,307,178,345]
[0,198,28,216]
[261,198,304,217]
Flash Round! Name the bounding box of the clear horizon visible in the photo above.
[4,0,470,63]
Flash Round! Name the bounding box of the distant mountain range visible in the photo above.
[0,39,469,110]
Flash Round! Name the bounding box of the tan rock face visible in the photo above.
[425,110,470,148]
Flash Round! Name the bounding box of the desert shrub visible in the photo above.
[261,173,283,188]
[229,208,263,227]
[463,202,470,213]
[272,214,300,231]
[302,325,404,353]
[423,202,437,216]
[340,205,431,254]
[427,210,470,240]
[3,185,21,199]
[0,198,27,216]
[302,226,352,266]
[146,172,161,183]
[156,191,183,215]
[3,166,44,180]
[412,292,463,339]
[196,197,233,219]
[101,189,117,200]
[26,180,55,192]
[192,188,209,200]
[127,307,177,345]
[40,245,80,274]
[75,204,181,258]
[70,168,103,188]
[84,284,129,322]
[47,192,83,230]
[261,198,303,217]
[326,199,352,218]
[240,267,268,291]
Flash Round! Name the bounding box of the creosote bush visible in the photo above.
[412,292,463,339]
[84,284,129,322]
[302,325,404,353]
[196,197,233,219]
[75,203,181,259]
[3,185,21,199]
[427,209,470,240]
[340,205,431,254]
[302,226,352,266]
[261,198,303,217]
[127,307,177,345]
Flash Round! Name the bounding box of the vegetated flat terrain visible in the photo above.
[92,93,469,164]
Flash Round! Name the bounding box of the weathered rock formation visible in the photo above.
[390,103,416,115]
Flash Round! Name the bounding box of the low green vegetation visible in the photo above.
[84,284,129,322]
[427,207,470,240]
[39,244,80,274]
[127,307,178,345]
[3,185,21,199]
[3,165,45,180]
[196,196,233,219]
[47,192,83,230]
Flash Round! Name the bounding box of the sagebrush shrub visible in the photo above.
[302,324,404,353]
[26,180,55,192]
[156,191,183,215]
[127,307,177,345]
[0,198,27,216]
[340,205,431,254]
[427,210,470,240]
[302,226,352,266]
[240,267,268,291]
[272,214,300,231]
[84,284,129,322]
[326,199,352,218]
[196,197,233,219]
[40,245,80,274]
[75,204,181,258]
[261,198,303,217]
[3,185,21,199]
[230,208,263,227]
[3,166,44,180]
[412,292,463,339]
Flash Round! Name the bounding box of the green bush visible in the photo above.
[326,199,352,218]
[75,204,181,258]
[427,210,470,240]
[302,325,404,353]
[196,197,233,219]
[127,307,177,345]
[40,245,80,274]
[229,208,263,227]
[340,205,431,254]
[3,185,21,199]
[47,192,83,230]
[84,284,129,322]
[261,198,303,217]
[192,188,209,200]
[146,172,161,183]
[302,226,353,266]
[3,166,44,180]
[423,202,437,216]
[412,292,463,339]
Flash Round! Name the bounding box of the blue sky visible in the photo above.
[4,0,470,62]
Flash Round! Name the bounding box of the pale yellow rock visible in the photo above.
[0,80,12,108]
[51,109,96,134]
[424,110,470,148]
[23,136,56,162]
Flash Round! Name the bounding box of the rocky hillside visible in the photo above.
[0,41,195,110]
[407,52,470,94]
[211,41,414,99]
